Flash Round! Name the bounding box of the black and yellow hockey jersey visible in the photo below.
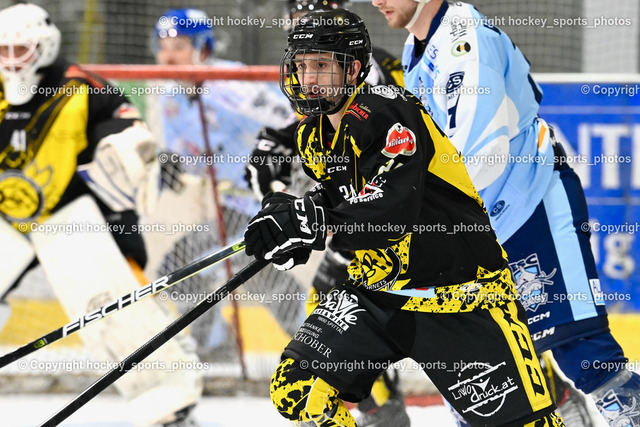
[0,59,145,264]
[297,84,508,298]
[245,46,404,197]
[0,59,140,226]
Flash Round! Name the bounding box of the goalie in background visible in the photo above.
[246,9,566,427]
[373,0,640,426]
[0,4,202,426]
[244,1,409,425]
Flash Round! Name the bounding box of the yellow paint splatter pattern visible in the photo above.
[347,234,411,291]
[401,267,517,313]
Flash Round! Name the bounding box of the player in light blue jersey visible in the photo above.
[373,0,640,426]
[151,8,290,189]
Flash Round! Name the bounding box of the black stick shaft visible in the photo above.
[39,258,269,427]
[0,240,246,369]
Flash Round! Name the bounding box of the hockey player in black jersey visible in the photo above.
[245,0,403,202]
[244,9,565,427]
[244,1,409,425]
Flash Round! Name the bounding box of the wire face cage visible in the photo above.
[281,48,358,115]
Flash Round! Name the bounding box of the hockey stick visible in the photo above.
[0,240,247,369]
[39,257,269,427]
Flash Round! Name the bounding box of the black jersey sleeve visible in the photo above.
[329,100,432,250]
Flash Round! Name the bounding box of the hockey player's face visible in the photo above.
[156,36,196,65]
[372,0,418,29]
[0,44,37,72]
[294,52,350,102]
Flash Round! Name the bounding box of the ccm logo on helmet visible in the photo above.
[349,39,363,46]
[293,34,314,39]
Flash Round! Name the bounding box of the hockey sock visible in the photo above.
[591,369,640,427]
[522,411,565,427]
[271,358,356,426]
[357,372,395,412]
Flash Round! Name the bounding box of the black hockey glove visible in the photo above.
[260,191,296,208]
[258,192,312,271]
[272,248,311,271]
[244,193,327,262]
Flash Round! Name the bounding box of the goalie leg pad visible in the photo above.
[30,195,202,426]
[0,301,10,333]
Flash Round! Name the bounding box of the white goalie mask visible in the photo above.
[0,3,61,105]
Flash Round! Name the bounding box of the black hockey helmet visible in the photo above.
[280,9,372,116]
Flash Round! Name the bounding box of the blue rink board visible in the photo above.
[538,79,640,311]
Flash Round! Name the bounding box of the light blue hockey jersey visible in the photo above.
[152,59,291,187]
[402,1,554,242]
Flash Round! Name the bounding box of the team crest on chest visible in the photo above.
[0,170,47,222]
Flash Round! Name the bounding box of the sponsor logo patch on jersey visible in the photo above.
[509,253,557,312]
[383,123,416,158]
[450,22,468,43]
[347,175,386,204]
[427,44,438,60]
[449,361,518,418]
[452,41,472,56]
[346,102,370,120]
[314,289,365,332]
[446,72,465,95]
[490,200,505,217]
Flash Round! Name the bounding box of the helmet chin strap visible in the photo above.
[405,0,431,29]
